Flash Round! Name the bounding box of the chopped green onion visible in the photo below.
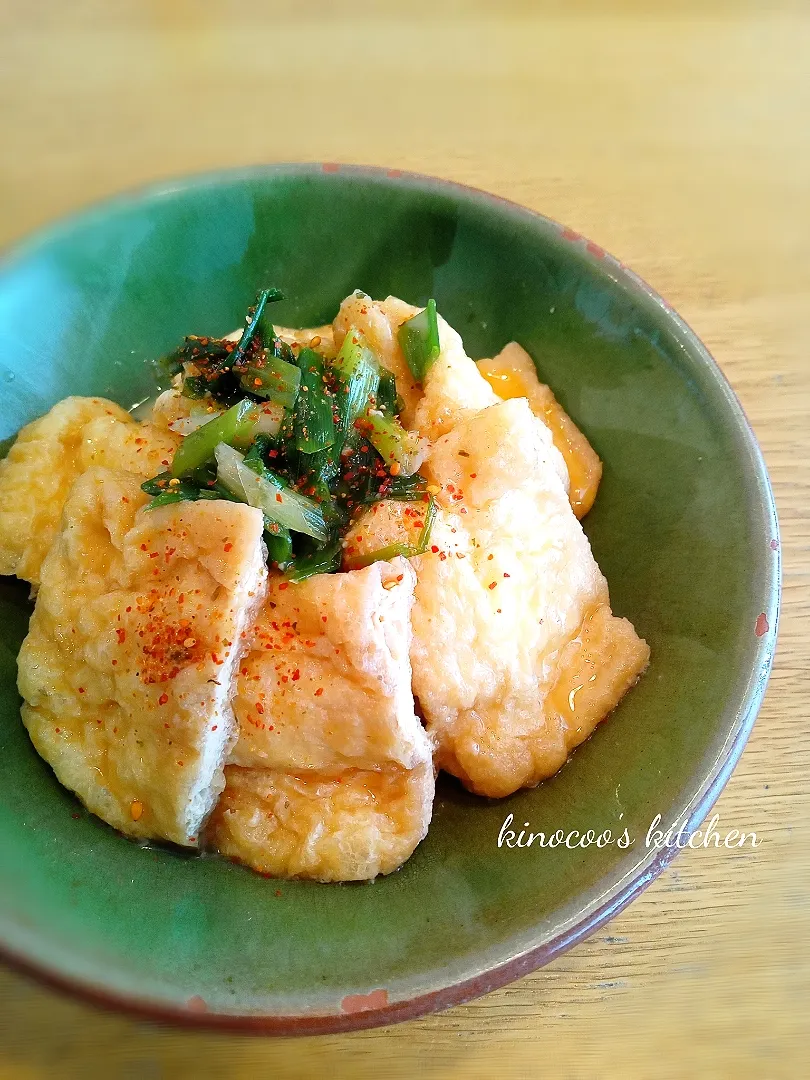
[170,398,260,477]
[343,540,414,570]
[243,434,275,469]
[263,521,293,567]
[141,471,172,496]
[332,328,380,448]
[397,299,440,382]
[294,348,335,454]
[197,485,240,502]
[215,443,329,541]
[256,291,285,345]
[358,412,425,476]
[376,370,399,415]
[239,354,301,409]
[145,489,197,510]
[181,375,209,400]
[220,288,285,373]
[361,473,428,503]
[284,539,342,583]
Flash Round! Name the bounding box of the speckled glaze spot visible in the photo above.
[186,995,208,1013]
[770,539,779,551]
[586,241,606,258]
[755,613,770,637]
[560,226,581,242]
[321,162,340,173]
[387,168,403,178]
[341,988,389,1013]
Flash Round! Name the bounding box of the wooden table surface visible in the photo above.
[1,2,808,1077]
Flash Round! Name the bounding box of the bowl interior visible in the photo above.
[0,166,778,1026]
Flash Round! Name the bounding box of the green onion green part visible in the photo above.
[283,539,342,583]
[239,354,301,409]
[294,348,335,454]
[397,299,440,382]
[358,411,424,476]
[170,398,259,477]
[332,327,380,449]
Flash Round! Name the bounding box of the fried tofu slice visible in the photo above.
[410,398,649,798]
[17,469,267,846]
[478,342,602,518]
[333,293,497,439]
[230,558,429,772]
[208,759,435,881]
[220,557,435,881]
[0,396,179,586]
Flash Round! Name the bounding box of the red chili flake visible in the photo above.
[158,693,169,705]
[126,606,132,612]
[503,572,511,578]
[223,543,233,552]
[447,484,455,493]
[315,688,324,697]
[211,725,218,731]
[256,702,264,715]
[112,659,117,666]
[121,496,129,503]
[278,582,289,591]
[321,615,328,622]
[292,669,301,682]
[487,553,494,561]
[489,582,497,590]
[140,544,148,551]
[431,545,440,554]
[55,727,61,733]
[452,492,464,501]
[439,552,447,561]
[470,473,477,478]
[116,628,126,644]
[275,493,283,503]
[149,552,159,559]
[77,687,85,694]
[177,761,184,767]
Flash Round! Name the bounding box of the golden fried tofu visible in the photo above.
[208,759,435,881]
[80,415,178,477]
[333,293,497,440]
[0,396,179,586]
[230,558,430,771]
[18,469,267,846]
[478,342,603,518]
[0,397,136,584]
[410,398,649,798]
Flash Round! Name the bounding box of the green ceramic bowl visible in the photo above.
[0,165,778,1032]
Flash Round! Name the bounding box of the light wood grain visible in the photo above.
[1,2,808,1077]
